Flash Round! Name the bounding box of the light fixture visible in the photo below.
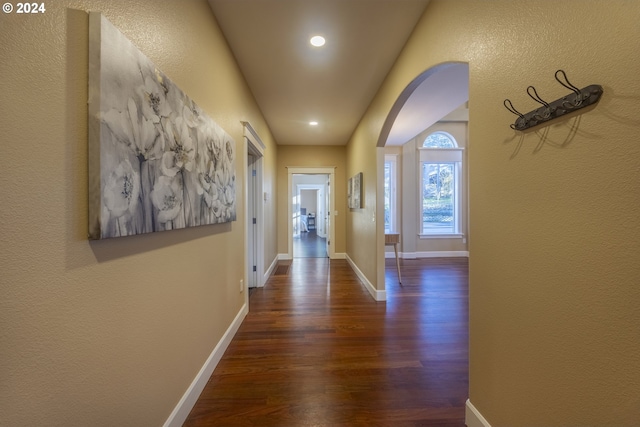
[309,121,318,126]
[310,35,325,47]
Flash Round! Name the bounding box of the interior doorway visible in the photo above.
[247,154,260,286]
[287,167,336,260]
[293,179,327,258]
[243,122,265,290]
[376,62,469,290]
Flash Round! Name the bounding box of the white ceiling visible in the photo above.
[208,0,467,147]
[384,62,469,146]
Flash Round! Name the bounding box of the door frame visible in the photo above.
[296,184,325,238]
[287,167,336,260]
[243,122,265,290]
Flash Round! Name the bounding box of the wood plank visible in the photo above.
[184,257,468,426]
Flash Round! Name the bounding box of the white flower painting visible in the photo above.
[348,172,363,209]
[88,13,236,239]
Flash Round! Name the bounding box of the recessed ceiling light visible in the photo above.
[310,36,325,47]
[309,121,319,126]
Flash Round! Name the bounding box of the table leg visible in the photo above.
[393,243,402,284]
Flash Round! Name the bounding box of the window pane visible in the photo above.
[384,162,391,233]
[423,132,456,148]
[422,163,454,233]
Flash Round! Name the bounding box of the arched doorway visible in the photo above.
[376,62,469,290]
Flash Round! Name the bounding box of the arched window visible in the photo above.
[423,131,457,148]
[419,131,463,235]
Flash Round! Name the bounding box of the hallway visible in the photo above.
[184,257,469,426]
[293,230,327,258]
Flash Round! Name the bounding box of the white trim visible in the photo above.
[264,255,279,285]
[398,252,417,259]
[384,251,469,259]
[278,253,292,261]
[333,252,346,260]
[418,147,464,164]
[241,121,265,155]
[296,183,325,237]
[416,251,468,258]
[346,254,386,301]
[419,233,465,239]
[384,154,398,234]
[243,121,265,290]
[465,399,492,427]
[163,304,248,427]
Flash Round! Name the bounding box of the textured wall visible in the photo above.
[0,1,277,426]
[348,0,640,424]
[345,124,382,286]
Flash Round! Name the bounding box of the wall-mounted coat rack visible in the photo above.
[504,70,603,131]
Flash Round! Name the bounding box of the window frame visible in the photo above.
[418,132,464,239]
[384,154,398,234]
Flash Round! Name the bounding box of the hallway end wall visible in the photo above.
[276,145,347,256]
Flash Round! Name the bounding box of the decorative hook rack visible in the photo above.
[504,70,603,131]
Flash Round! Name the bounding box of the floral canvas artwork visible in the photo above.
[88,13,236,239]
[348,173,362,209]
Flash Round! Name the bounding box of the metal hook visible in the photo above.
[555,69,583,108]
[504,99,526,130]
[527,86,550,107]
[527,86,552,119]
[504,99,525,118]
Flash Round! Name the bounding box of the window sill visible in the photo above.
[419,233,465,239]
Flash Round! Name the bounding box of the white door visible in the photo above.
[247,155,258,288]
[325,178,330,257]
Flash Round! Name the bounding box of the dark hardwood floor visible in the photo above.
[184,257,469,426]
[293,230,327,258]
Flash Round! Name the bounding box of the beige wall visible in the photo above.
[345,124,380,284]
[276,145,347,255]
[347,0,640,425]
[0,1,277,426]
[300,190,318,215]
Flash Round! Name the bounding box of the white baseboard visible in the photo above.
[264,255,279,285]
[399,252,417,259]
[278,253,291,261]
[416,251,469,258]
[465,399,492,427]
[345,254,386,301]
[163,303,248,427]
[384,251,469,259]
[333,252,346,259]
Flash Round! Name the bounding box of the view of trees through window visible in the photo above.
[422,132,457,234]
[423,132,455,148]
[422,163,454,233]
[384,160,393,233]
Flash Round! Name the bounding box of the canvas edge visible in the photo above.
[357,172,363,208]
[87,11,102,240]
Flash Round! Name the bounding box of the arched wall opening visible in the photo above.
[376,62,469,291]
[377,62,469,148]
